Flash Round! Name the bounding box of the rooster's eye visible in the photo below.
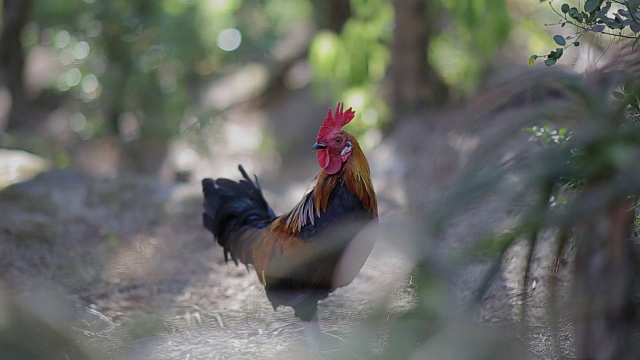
[335,138,342,144]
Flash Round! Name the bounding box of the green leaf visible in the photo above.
[553,35,566,46]
[584,0,601,13]
[544,58,557,66]
[623,82,639,94]
[612,90,626,100]
[573,41,580,46]
[596,2,612,21]
[528,55,538,66]
[568,8,584,22]
[593,24,606,32]
[561,3,570,13]
[628,0,640,10]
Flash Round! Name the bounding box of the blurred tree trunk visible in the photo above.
[0,0,32,130]
[391,0,447,117]
[312,0,351,32]
[573,199,639,360]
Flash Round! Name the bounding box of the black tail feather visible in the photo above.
[202,165,275,262]
[202,178,219,232]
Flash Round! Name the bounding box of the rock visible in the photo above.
[0,149,49,189]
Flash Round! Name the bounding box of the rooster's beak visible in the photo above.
[311,142,327,151]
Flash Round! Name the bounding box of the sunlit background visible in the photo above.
[0,0,572,186]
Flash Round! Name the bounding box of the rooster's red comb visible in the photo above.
[317,103,355,140]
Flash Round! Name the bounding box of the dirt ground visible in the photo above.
[0,67,581,359]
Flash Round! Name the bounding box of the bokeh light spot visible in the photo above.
[69,112,87,133]
[81,74,98,93]
[217,28,242,51]
[64,68,82,87]
[54,31,71,49]
[74,41,90,60]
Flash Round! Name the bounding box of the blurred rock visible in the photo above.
[0,148,49,189]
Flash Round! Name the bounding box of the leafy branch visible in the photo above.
[529,0,640,66]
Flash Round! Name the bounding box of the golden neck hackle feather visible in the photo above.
[271,133,377,235]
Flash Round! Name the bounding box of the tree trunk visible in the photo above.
[390,0,447,117]
[573,199,639,360]
[312,0,351,32]
[0,0,32,130]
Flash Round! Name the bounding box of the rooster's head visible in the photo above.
[312,103,355,175]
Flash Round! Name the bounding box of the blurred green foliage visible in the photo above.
[5,0,542,169]
[20,0,518,151]
[473,68,640,357]
[434,0,511,93]
[27,0,312,145]
[309,0,393,138]
[310,0,512,130]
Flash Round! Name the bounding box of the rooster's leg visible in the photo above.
[302,312,344,355]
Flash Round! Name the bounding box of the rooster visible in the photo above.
[202,103,378,324]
